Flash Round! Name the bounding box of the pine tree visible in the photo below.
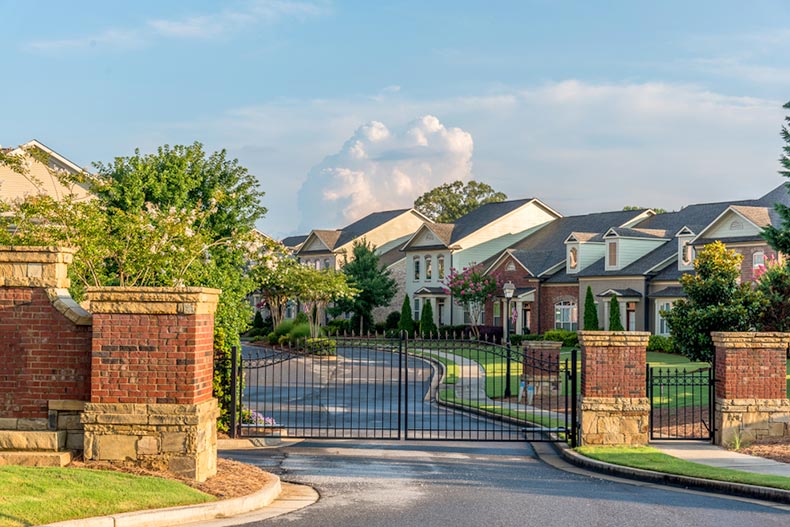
[609,296,624,331]
[762,101,790,252]
[398,294,414,337]
[583,286,599,330]
[419,300,437,337]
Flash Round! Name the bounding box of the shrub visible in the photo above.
[419,301,437,336]
[521,334,545,341]
[398,295,414,336]
[374,322,387,334]
[509,334,525,346]
[253,310,265,329]
[267,331,278,345]
[583,286,599,330]
[609,296,624,331]
[647,334,674,352]
[755,257,790,331]
[385,311,401,330]
[543,329,578,347]
[326,318,352,335]
[294,311,309,325]
[288,322,312,344]
[277,334,290,346]
[307,337,337,356]
[273,320,295,338]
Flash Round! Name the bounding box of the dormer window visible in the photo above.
[681,241,693,266]
[607,241,617,268]
[569,247,578,270]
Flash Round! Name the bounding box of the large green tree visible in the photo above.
[583,286,599,330]
[0,142,268,430]
[664,242,762,361]
[762,101,790,252]
[414,180,507,223]
[330,240,397,333]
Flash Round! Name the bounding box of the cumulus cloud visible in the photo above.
[295,115,473,230]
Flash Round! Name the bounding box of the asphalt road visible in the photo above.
[240,343,534,440]
[221,440,790,527]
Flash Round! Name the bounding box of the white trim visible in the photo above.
[692,206,765,243]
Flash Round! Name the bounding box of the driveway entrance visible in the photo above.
[232,336,577,443]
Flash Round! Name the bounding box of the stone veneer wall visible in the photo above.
[712,332,790,447]
[0,247,91,443]
[82,287,221,481]
[578,331,650,446]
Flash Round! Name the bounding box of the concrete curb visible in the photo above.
[552,441,790,505]
[41,473,283,527]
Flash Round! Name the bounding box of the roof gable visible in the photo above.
[693,206,766,241]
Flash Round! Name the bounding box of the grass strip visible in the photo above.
[438,389,564,429]
[576,446,790,491]
[0,466,214,527]
[411,351,460,384]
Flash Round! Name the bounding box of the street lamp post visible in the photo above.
[503,281,515,398]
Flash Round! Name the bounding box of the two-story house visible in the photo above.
[480,208,653,335]
[399,198,562,328]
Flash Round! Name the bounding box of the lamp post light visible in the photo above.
[503,281,515,398]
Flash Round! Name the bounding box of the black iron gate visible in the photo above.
[647,364,714,441]
[231,336,577,444]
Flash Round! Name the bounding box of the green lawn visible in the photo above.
[438,389,564,429]
[576,445,790,491]
[0,465,214,527]
[411,350,460,384]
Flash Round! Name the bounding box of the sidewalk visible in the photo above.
[651,440,790,478]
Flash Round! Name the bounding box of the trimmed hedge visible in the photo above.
[647,334,674,352]
[543,329,578,347]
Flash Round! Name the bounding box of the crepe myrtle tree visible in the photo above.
[292,265,359,338]
[442,263,501,339]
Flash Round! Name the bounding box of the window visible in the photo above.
[554,301,578,331]
[753,251,765,269]
[437,255,445,279]
[523,304,532,333]
[680,240,693,266]
[506,262,516,272]
[607,241,617,267]
[657,301,673,336]
[437,299,445,325]
[323,258,330,270]
[626,302,637,331]
[413,256,421,281]
[425,255,432,280]
[569,247,578,270]
[493,301,502,327]
[414,298,420,319]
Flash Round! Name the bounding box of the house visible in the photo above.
[296,208,429,270]
[481,208,653,335]
[0,140,92,203]
[572,185,790,334]
[400,198,562,328]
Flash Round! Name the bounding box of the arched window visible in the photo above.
[323,258,330,270]
[437,255,445,279]
[413,256,421,281]
[681,241,694,266]
[554,300,578,331]
[569,247,578,269]
[425,255,432,280]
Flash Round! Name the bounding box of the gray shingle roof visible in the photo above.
[486,209,649,277]
[596,288,643,298]
[281,234,308,248]
[649,286,687,298]
[335,209,411,247]
[449,198,537,244]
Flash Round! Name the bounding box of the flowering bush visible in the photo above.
[247,411,278,426]
[443,264,501,338]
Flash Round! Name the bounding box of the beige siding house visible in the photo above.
[0,140,91,203]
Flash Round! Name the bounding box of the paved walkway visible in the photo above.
[651,440,790,477]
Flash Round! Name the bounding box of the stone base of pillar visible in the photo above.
[715,398,790,447]
[580,397,650,446]
[82,399,219,482]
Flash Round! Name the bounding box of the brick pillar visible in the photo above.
[82,287,220,481]
[0,246,91,452]
[578,331,650,446]
[712,332,790,447]
[523,341,561,398]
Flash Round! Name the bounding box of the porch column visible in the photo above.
[712,332,790,447]
[578,331,650,446]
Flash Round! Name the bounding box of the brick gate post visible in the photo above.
[578,331,650,446]
[712,332,790,447]
[82,287,221,481]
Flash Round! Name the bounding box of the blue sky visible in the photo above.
[2,1,790,237]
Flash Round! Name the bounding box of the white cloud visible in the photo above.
[26,0,325,53]
[295,115,474,231]
[147,81,785,238]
